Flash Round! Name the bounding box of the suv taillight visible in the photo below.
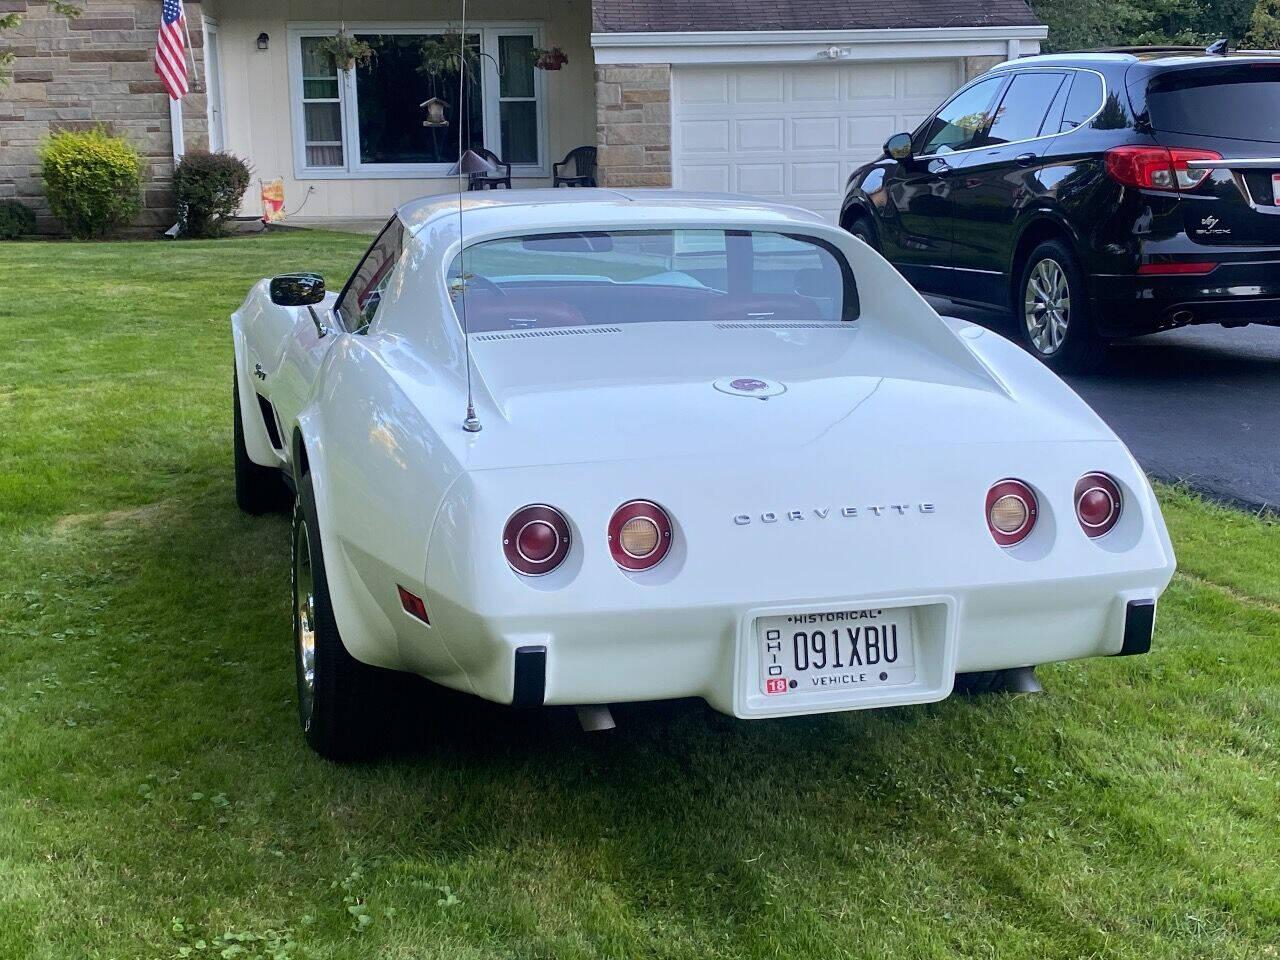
[1104,146,1221,191]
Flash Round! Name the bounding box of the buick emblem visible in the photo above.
[713,376,787,399]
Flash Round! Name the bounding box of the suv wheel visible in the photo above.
[847,215,879,252]
[1015,240,1106,373]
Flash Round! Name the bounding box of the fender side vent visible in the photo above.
[256,394,284,451]
[715,321,849,330]
[474,325,622,342]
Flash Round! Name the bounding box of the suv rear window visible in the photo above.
[1146,65,1280,143]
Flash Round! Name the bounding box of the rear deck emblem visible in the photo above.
[714,376,786,399]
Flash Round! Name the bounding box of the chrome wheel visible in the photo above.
[1023,258,1071,356]
[294,518,317,731]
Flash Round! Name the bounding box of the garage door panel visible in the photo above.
[735,118,785,152]
[843,64,897,100]
[680,120,730,153]
[681,165,732,193]
[791,162,843,198]
[903,61,960,99]
[791,70,841,102]
[679,72,730,104]
[846,116,898,151]
[737,71,785,103]
[738,163,786,196]
[674,60,961,222]
[793,116,842,151]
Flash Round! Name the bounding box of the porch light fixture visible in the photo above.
[420,98,449,128]
[257,32,270,51]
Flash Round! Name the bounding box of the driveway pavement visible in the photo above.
[929,299,1280,512]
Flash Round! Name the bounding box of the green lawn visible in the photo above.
[1,234,1278,960]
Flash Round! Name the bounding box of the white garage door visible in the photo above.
[672,60,963,223]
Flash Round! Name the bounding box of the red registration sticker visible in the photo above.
[1273,172,1280,206]
[765,677,790,696]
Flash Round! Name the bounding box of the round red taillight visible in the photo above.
[503,505,571,576]
[1075,472,1122,538]
[608,500,673,571]
[986,479,1038,547]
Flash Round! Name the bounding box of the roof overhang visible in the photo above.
[591,25,1048,66]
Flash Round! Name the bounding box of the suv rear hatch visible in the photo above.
[1141,60,1280,246]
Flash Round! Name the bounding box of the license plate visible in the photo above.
[757,607,916,697]
[1273,172,1280,205]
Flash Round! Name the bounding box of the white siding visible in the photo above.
[207,0,596,219]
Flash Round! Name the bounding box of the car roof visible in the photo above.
[395,188,828,238]
[992,50,1280,73]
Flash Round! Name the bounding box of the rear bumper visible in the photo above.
[1091,259,1280,336]
[424,570,1170,719]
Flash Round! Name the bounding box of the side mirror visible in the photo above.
[884,133,914,162]
[270,273,326,307]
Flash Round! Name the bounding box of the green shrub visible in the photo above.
[39,129,144,239]
[0,199,36,239]
[174,151,252,238]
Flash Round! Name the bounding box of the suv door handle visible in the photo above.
[1014,152,1038,167]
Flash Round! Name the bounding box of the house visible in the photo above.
[0,1,1045,232]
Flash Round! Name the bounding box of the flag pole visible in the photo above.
[181,5,200,88]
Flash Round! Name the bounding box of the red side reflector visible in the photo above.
[397,585,430,624]
[1137,262,1218,276]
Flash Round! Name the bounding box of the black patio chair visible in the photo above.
[553,146,597,187]
[467,147,512,190]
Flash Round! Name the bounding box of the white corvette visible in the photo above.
[231,189,1175,760]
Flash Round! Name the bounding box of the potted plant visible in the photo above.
[317,26,373,71]
[532,46,568,70]
[418,31,479,77]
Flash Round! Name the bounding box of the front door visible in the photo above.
[881,74,1007,296]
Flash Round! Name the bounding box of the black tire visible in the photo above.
[847,215,879,252]
[292,471,390,761]
[1014,239,1107,373]
[233,371,290,515]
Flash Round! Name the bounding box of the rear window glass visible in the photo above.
[985,71,1066,144]
[1060,72,1104,131]
[448,230,857,333]
[1147,66,1280,143]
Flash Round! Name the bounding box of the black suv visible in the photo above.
[840,50,1280,371]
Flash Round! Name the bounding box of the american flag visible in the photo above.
[154,0,189,101]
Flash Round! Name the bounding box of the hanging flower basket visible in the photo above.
[317,28,373,71]
[419,31,479,77]
[532,47,569,71]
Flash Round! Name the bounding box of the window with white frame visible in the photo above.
[290,24,547,179]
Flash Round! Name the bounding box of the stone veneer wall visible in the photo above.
[0,0,208,233]
[593,63,671,188]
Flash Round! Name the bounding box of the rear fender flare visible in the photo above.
[1008,210,1091,306]
[292,412,403,671]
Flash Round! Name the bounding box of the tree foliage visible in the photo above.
[1032,0,1273,52]
[1249,0,1280,47]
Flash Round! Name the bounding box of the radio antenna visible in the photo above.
[457,0,481,433]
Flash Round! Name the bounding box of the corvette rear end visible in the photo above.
[414,325,1174,720]
[231,188,1174,759]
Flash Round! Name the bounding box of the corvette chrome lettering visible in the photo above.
[735,503,935,525]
